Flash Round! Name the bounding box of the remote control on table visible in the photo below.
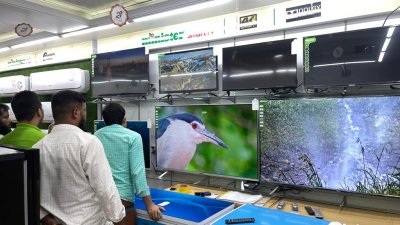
[291,202,299,213]
[305,206,315,215]
[225,218,255,224]
[277,200,286,210]
[314,208,324,219]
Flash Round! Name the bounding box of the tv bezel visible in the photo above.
[222,39,298,91]
[154,103,260,182]
[91,47,150,97]
[158,47,219,94]
[93,120,152,170]
[259,95,400,199]
[303,26,400,89]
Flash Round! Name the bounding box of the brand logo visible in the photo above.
[304,37,317,73]
[286,2,321,23]
[42,52,56,61]
[141,31,184,46]
[239,14,257,30]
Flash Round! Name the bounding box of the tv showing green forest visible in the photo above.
[260,97,400,197]
[156,104,258,180]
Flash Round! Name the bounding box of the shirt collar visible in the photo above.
[16,123,41,131]
[51,124,84,133]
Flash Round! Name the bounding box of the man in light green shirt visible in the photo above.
[0,91,45,148]
[95,103,164,224]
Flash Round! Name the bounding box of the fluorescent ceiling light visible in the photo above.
[381,38,391,52]
[133,0,232,22]
[0,47,10,52]
[62,25,90,34]
[386,27,395,38]
[378,52,385,62]
[11,36,60,49]
[62,24,116,38]
[313,61,375,67]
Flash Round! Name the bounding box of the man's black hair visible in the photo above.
[51,90,86,120]
[102,103,125,126]
[11,91,42,122]
[0,103,9,115]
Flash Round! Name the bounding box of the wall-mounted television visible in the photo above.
[91,47,150,97]
[222,39,297,91]
[158,48,218,93]
[155,104,258,181]
[304,26,400,88]
[260,96,400,197]
[94,120,151,169]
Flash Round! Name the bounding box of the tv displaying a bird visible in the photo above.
[157,113,228,170]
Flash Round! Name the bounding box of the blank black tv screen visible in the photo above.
[260,96,400,197]
[94,120,151,169]
[304,26,400,88]
[158,48,218,93]
[91,47,149,96]
[222,39,297,91]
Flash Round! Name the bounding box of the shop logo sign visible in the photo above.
[239,14,257,30]
[286,2,321,23]
[42,52,56,62]
[141,31,184,45]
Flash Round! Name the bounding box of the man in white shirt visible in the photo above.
[34,90,126,225]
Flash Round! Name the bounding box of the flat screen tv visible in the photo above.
[94,120,151,169]
[158,48,218,93]
[304,25,400,88]
[222,39,297,91]
[155,104,258,181]
[91,47,150,97]
[260,96,400,197]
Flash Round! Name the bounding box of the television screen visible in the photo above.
[304,26,400,88]
[222,39,297,91]
[155,104,258,180]
[94,120,151,169]
[158,48,218,93]
[91,47,149,97]
[260,96,400,197]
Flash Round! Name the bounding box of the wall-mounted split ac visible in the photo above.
[30,68,90,94]
[0,75,29,97]
[5,102,53,122]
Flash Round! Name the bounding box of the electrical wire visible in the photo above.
[382,3,400,26]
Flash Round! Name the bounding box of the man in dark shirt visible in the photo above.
[0,103,12,137]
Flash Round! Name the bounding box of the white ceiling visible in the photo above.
[0,0,291,57]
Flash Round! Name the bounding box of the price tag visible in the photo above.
[110,4,129,27]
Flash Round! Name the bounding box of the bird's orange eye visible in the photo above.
[191,123,198,129]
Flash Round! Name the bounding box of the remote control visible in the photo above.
[225,218,255,224]
[291,203,299,213]
[305,206,315,215]
[277,200,286,210]
[314,208,324,219]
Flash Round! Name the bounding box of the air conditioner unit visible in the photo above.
[0,75,29,97]
[5,102,53,122]
[30,68,89,94]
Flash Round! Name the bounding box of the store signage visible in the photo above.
[42,52,55,62]
[110,4,129,27]
[141,31,184,46]
[15,23,33,37]
[7,57,33,67]
[239,14,257,30]
[187,31,215,39]
[286,2,321,23]
[304,37,316,73]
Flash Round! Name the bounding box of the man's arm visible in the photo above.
[82,137,126,223]
[129,136,164,221]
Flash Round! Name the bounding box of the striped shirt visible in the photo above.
[95,124,150,203]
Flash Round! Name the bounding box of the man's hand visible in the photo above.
[40,214,62,225]
[147,204,165,221]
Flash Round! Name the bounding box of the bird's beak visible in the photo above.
[199,129,228,149]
